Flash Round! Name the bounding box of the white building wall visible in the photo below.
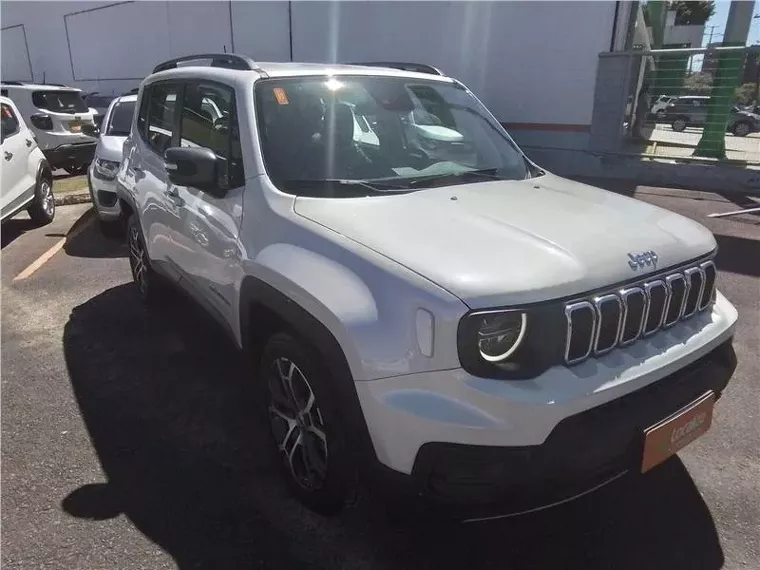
[1,0,617,127]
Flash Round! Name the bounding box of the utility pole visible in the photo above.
[706,24,721,46]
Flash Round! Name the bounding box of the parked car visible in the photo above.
[649,95,676,119]
[1,96,55,224]
[116,54,738,519]
[665,95,760,136]
[83,92,118,127]
[85,93,136,236]
[1,82,97,174]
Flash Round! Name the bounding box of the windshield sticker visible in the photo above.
[273,88,289,105]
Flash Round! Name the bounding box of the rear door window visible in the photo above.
[32,90,88,114]
[1,103,20,141]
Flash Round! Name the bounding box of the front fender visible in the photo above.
[241,235,466,383]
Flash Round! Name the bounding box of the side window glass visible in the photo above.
[180,82,244,187]
[146,83,178,154]
[1,103,20,142]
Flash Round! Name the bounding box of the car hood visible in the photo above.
[293,174,716,308]
[95,135,127,162]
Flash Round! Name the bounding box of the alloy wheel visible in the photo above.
[128,224,148,296]
[40,180,55,218]
[267,357,328,491]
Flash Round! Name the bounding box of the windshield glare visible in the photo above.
[106,101,135,136]
[255,76,533,195]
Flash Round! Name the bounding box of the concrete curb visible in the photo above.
[55,192,91,206]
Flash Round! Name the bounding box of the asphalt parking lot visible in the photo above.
[1,185,759,570]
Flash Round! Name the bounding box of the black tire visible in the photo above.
[127,214,163,304]
[732,121,751,137]
[27,174,55,225]
[671,118,687,132]
[260,332,354,515]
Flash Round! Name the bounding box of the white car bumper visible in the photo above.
[356,292,737,476]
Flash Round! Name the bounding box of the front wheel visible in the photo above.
[27,176,55,225]
[261,333,353,515]
[732,121,751,137]
[127,214,162,304]
[671,118,687,132]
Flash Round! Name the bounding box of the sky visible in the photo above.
[702,0,760,46]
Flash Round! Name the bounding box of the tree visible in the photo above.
[734,82,757,105]
[672,1,715,26]
[684,71,713,94]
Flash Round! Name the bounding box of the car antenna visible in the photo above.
[42,71,46,84]
[223,45,227,53]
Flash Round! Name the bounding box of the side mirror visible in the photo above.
[82,123,100,138]
[164,146,221,193]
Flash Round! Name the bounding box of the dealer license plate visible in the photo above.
[69,121,82,132]
[641,391,715,473]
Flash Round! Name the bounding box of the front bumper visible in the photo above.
[87,163,121,220]
[43,142,96,168]
[355,293,737,512]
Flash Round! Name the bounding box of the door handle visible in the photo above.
[25,139,32,147]
[4,151,12,161]
[165,187,180,198]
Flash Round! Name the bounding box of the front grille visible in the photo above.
[564,260,716,365]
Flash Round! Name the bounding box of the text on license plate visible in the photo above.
[641,391,715,473]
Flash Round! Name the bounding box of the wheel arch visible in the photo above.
[239,275,381,472]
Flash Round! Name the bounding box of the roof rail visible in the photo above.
[1,81,25,86]
[348,62,445,76]
[152,53,261,74]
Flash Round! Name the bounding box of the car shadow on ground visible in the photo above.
[62,284,725,570]
[1,218,38,248]
[63,211,127,259]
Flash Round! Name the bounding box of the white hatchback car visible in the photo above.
[1,96,55,224]
[86,94,137,236]
[116,54,737,520]
[1,82,97,175]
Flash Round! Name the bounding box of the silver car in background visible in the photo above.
[86,94,136,236]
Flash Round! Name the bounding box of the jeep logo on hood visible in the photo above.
[628,250,658,271]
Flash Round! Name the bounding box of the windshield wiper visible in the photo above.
[406,168,505,188]
[280,178,408,197]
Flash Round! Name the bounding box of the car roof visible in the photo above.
[113,94,138,104]
[1,83,82,92]
[147,61,454,86]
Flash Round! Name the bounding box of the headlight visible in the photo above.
[94,157,120,180]
[476,312,526,362]
[457,306,564,380]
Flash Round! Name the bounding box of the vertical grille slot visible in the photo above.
[593,294,623,354]
[643,280,667,335]
[664,274,686,327]
[699,261,716,310]
[565,301,596,364]
[683,267,704,318]
[620,287,646,345]
[563,259,717,366]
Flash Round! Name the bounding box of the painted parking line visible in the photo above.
[13,214,95,282]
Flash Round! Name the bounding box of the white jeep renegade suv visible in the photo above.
[116,54,738,519]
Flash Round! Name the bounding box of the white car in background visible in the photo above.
[85,94,137,236]
[1,82,97,175]
[650,95,677,119]
[0,96,55,224]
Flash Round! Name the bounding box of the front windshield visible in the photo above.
[106,100,135,136]
[255,75,537,195]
